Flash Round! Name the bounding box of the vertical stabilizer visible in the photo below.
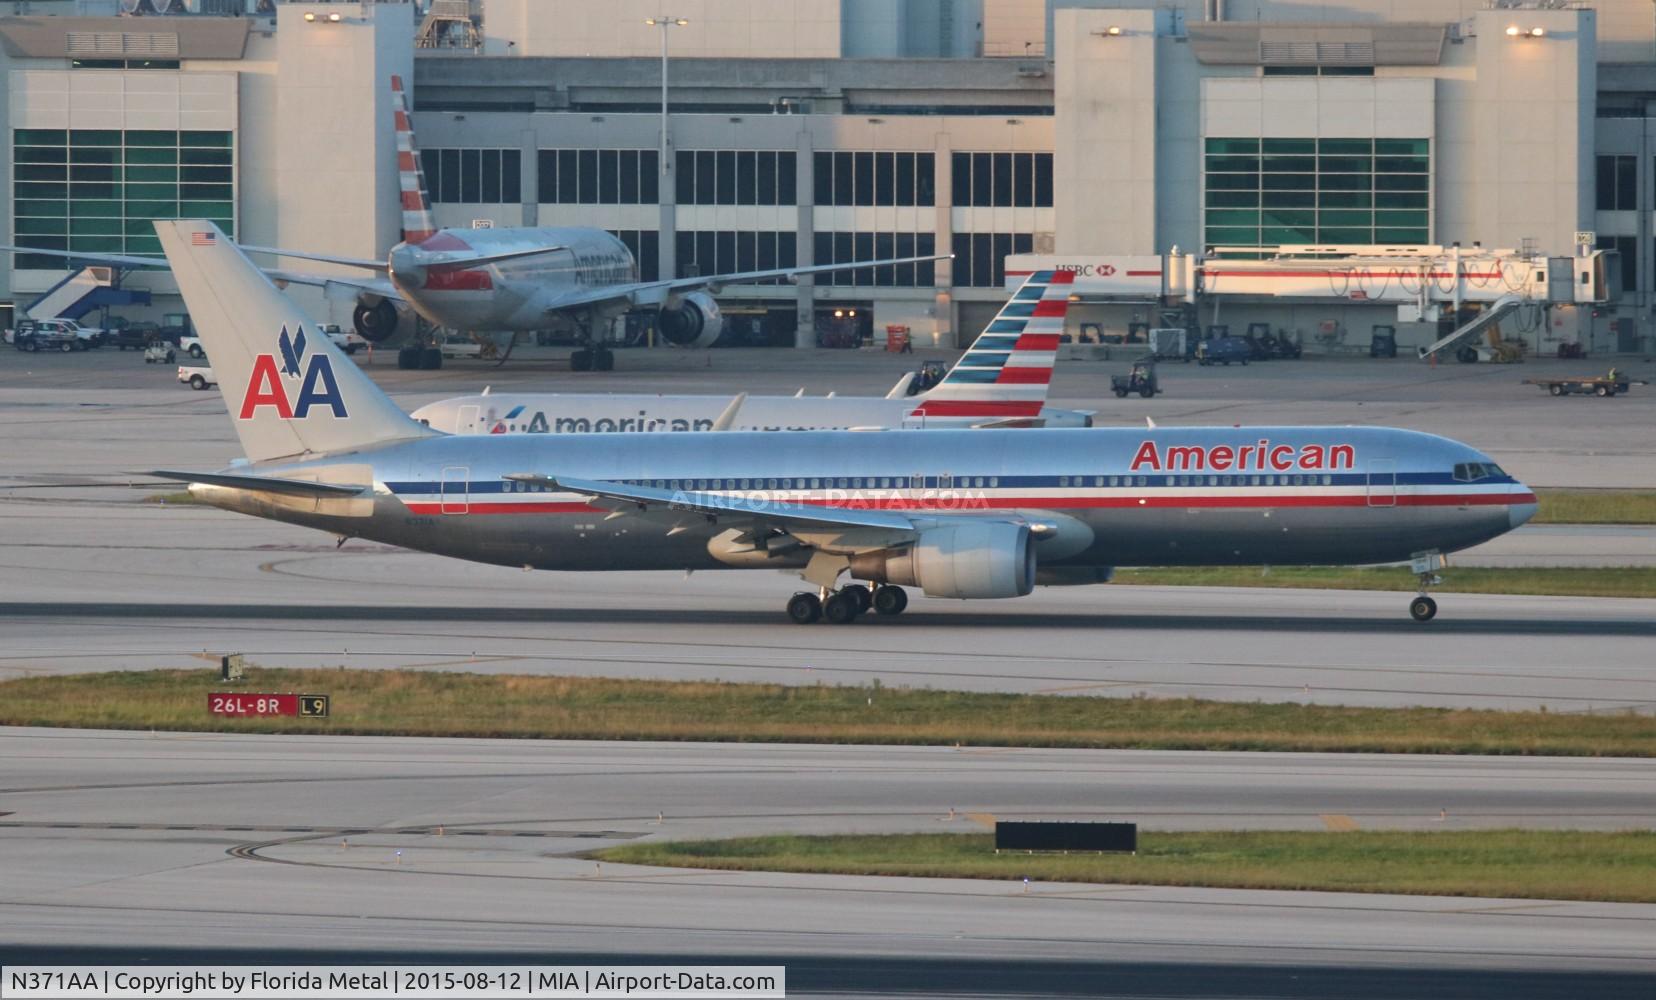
[157,221,437,464]
[912,269,1074,421]
[391,74,437,244]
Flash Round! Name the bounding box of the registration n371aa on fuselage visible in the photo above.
[152,221,1537,625]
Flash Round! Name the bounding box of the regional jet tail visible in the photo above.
[411,269,1092,436]
[155,219,1537,626]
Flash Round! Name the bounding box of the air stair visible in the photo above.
[1413,292,1524,362]
[24,266,150,323]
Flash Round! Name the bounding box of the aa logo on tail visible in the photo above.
[239,325,349,420]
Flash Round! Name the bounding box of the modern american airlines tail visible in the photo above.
[155,220,436,464]
[911,269,1075,426]
[390,74,437,245]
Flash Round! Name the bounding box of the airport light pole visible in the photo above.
[646,16,687,180]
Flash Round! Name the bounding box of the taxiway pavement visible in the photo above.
[1,499,1654,712]
[1,728,1653,997]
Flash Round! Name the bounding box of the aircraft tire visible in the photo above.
[421,348,443,370]
[396,348,417,370]
[786,592,822,625]
[872,585,908,616]
[571,348,593,372]
[1409,595,1438,622]
[842,583,872,614]
[823,591,860,625]
[594,348,615,371]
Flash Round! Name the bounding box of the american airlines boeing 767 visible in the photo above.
[152,221,1537,624]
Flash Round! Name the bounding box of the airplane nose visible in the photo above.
[1509,497,1538,530]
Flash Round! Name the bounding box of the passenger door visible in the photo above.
[1366,459,1396,508]
[440,466,469,514]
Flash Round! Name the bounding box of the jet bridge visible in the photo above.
[1006,244,1620,358]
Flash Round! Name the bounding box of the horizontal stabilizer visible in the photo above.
[150,470,367,498]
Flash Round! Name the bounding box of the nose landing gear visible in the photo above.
[1408,550,1444,622]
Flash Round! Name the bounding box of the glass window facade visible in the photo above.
[1596,154,1637,211]
[950,232,1032,287]
[950,152,1051,208]
[813,152,933,207]
[812,232,936,286]
[13,128,234,267]
[537,149,658,205]
[679,150,797,206]
[675,230,797,280]
[1203,137,1429,248]
[609,229,659,283]
[1598,234,1638,296]
[423,147,521,204]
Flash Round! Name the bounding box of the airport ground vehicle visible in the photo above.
[151,220,1537,626]
[1196,335,1251,366]
[10,319,88,352]
[110,320,163,350]
[145,343,176,364]
[177,364,216,390]
[181,336,206,358]
[1523,372,1647,397]
[1111,361,1159,398]
[321,324,366,355]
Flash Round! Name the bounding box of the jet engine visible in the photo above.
[849,522,1035,599]
[657,290,724,349]
[352,299,402,344]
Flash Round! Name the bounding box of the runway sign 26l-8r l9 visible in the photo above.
[208,693,330,718]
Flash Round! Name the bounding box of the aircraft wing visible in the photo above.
[0,245,173,271]
[149,470,367,498]
[540,253,953,314]
[507,474,917,537]
[1,245,405,304]
[238,245,389,272]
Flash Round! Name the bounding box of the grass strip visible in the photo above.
[593,830,1656,904]
[1535,490,1656,525]
[1,668,1651,756]
[1110,565,1656,598]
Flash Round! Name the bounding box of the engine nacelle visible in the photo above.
[353,298,403,344]
[849,522,1035,599]
[658,290,724,348]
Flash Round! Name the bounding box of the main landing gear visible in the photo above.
[570,346,614,372]
[786,584,907,625]
[1408,550,1445,622]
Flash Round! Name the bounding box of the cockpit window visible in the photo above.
[1453,462,1505,482]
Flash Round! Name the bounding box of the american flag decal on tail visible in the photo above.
[190,231,215,246]
[910,269,1074,422]
[390,74,436,245]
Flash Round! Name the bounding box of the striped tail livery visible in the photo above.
[912,269,1074,425]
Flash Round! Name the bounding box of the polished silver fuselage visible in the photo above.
[195,426,1535,576]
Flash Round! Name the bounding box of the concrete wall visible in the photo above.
[272,2,411,267]
[1053,6,1159,254]
[1463,8,1594,256]
[480,0,842,58]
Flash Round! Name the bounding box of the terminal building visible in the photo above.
[1,0,1653,355]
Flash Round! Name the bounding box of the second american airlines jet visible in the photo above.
[154,221,1536,625]
[412,270,1094,435]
